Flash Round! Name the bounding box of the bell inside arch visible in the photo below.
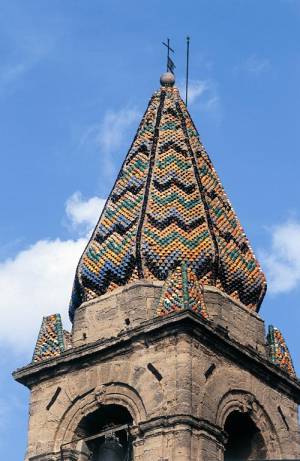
[96,434,126,461]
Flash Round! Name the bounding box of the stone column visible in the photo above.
[172,427,192,460]
[197,431,224,461]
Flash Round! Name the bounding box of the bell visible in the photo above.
[96,434,125,461]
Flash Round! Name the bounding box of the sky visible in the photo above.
[0,0,300,458]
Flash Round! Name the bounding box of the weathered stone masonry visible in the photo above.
[14,73,300,460]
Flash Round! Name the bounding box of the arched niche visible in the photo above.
[76,404,133,460]
[224,410,267,460]
[200,366,282,459]
[217,390,282,460]
[54,382,147,454]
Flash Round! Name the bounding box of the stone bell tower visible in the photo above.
[14,72,300,460]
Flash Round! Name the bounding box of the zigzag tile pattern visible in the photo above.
[32,314,65,362]
[69,94,161,317]
[142,91,215,282]
[156,263,208,318]
[177,97,266,309]
[69,83,266,320]
[267,325,296,377]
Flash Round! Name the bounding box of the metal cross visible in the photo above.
[162,38,175,73]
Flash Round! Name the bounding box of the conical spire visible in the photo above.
[69,75,266,320]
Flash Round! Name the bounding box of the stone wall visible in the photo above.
[72,281,266,356]
[15,282,300,460]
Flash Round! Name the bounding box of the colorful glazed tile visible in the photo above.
[267,325,296,377]
[156,262,208,318]
[69,83,266,320]
[32,314,66,363]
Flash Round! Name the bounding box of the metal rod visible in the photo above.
[60,423,129,449]
[186,36,190,106]
[167,38,170,71]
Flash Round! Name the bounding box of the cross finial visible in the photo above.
[162,38,176,74]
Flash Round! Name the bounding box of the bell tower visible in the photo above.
[14,72,300,460]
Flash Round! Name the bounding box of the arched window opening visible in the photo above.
[224,411,267,461]
[76,404,133,461]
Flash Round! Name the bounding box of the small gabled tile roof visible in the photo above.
[267,325,296,377]
[32,314,65,362]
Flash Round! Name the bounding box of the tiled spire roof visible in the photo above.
[69,76,266,320]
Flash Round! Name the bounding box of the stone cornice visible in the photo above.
[13,310,300,403]
[136,414,227,444]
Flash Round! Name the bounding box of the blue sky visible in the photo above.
[1,0,300,458]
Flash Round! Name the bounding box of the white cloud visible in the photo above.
[0,193,105,356]
[81,108,140,176]
[179,79,221,118]
[260,220,300,294]
[0,238,85,353]
[0,63,27,86]
[0,3,60,96]
[65,191,105,234]
[0,38,56,96]
[0,61,34,96]
[184,80,209,105]
[0,394,27,438]
[239,54,271,76]
[98,108,139,155]
[0,398,9,432]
